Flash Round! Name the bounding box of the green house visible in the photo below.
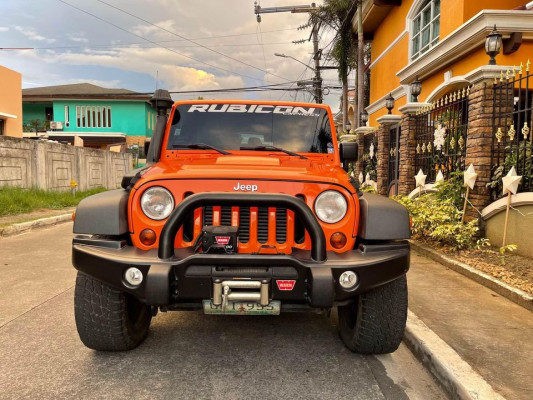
[22,83,156,149]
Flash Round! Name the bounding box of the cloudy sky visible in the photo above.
[0,0,349,109]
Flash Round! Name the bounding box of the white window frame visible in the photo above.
[75,105,112,128]
[106,106,112,128]
[64,105,70,127]
[410,0,440,61]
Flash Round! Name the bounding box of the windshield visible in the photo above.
[166,103,333,154]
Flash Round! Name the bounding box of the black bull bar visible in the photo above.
[158,192,326,261]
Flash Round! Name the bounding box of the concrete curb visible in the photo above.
[0,214,72,238]
[405,311,505,400]
[411,241,533,312]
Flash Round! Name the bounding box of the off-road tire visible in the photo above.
[74,272,152,351]
[338,275,407,354]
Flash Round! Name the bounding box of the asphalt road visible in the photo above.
[0,223,446,400]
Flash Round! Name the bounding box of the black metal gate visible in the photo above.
[387,125,401,196]
[490,65,533,200]
[414,88,469,182]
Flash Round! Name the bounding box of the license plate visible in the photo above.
[202,300,281,315]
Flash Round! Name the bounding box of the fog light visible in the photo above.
[124,267,143,286]
[330,232,347,249]
[140,229,157,246]
[339,271,358,289]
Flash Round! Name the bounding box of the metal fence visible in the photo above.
[490,63,533,200]
[414,88,469,182]
[362,132,378,181]
[388,125,401,196]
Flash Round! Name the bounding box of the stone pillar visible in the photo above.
[462,66,512,219]
[397,103,430,196]
[376,115,401,195]
[465,81,493,218]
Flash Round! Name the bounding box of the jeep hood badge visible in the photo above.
[233,182,258,192]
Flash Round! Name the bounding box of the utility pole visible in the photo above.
[254,1,323,103]
[312,21,323,104]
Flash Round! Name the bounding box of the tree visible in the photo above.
[28,119,46,133]
[313,0,358,132]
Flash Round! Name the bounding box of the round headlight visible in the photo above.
[314,190,347,224]
[141,187,174,220]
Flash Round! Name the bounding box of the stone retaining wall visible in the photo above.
[0,136,132,191]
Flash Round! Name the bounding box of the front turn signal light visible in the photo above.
[330,232,347,249]
[140,229,157,246]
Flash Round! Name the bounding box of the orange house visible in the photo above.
[355,0,533,126]
[0,65,22,138]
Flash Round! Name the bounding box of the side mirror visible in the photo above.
[144,138,151,157]
[340,141,358,162]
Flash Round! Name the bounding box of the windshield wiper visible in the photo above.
[171,143,230,155]
[240,145,308,159]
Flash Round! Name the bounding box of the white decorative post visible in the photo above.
[414,169,427,198]
[435,170,445,184]
[462,164,478,222]
[501,167,522,247]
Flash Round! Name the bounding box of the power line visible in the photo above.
[3,41,295,51]
[56,0,275,84]
[169,87,304,94]
[278,24,336,101]
[94,0,291,82]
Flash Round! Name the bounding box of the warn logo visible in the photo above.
[276,280,296,291]
[215,236,230,245]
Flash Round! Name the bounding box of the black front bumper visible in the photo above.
[72,237,409,308]
[73,192,409,308]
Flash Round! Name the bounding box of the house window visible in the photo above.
[0,119,4,135]
[76,105,112,128]
[411,0,440,60]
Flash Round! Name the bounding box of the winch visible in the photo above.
[198,225,238,254]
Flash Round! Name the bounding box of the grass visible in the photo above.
[0,187,107,217]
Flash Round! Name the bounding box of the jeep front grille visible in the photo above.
[182,205,307,250]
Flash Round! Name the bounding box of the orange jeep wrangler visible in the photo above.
[72,90,410,354]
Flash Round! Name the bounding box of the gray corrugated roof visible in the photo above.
[22,83,138,96]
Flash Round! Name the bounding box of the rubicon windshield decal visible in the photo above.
[187,104,318,116]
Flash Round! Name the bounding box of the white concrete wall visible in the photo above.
[0,136,132,191]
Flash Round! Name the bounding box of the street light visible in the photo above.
[485,25,502,65]
[274,53,316,71]
[385,93,395,114]
[345,121,352,133]
[410,76,422,102]
[360,109,369,126]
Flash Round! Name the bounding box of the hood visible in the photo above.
[138,154,354,191]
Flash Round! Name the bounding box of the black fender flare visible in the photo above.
[73,189,129,235]
[358,193,410,240]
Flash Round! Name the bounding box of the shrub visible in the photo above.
[434,171,465,210]
[394,194,478,250]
